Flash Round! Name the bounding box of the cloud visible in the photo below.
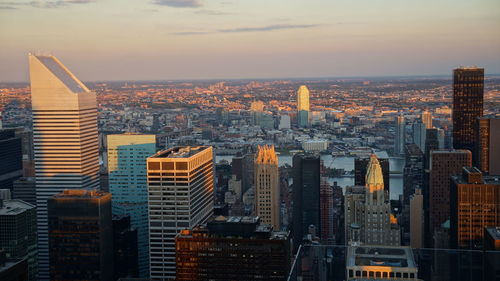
[0,0,93,9]
[0,5,17,9]
[218,24,320,33]
[194,9,231,15]
[152,0,202,8]
[173,31,212,35]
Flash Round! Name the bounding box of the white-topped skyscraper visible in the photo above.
[297,85,310,127]
[29,55,100,280]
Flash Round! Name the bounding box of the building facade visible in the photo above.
[354,156,390,194]
[297,85,310,127]
[394,115,405,155]
[107,133,156,277]
[476,117,500,175]
[147,146,214,280]
[112,215,139,280]
[48,190,112,281]
[254,145,280,230]
[0,129,23,191]
[29,55,100,279]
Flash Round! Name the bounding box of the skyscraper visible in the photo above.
[297,85,310,127]
[476,117,500,175]
[0,129,23,191]
[428,150,472,239]
[421,110,433,129]
[112,215,139,280]
[453,67,484,153]
[48,190,112,281]
[394,115,405,155]
[107,133,156,277]
[403,144,423,205]
[29,55,100,279]
[319,180,334,242]
[147,146,214,280]
[254,145,280,230]
[354,156,390,193]
[450,167,500,249]
[410,189,424,249]
[0,199,37,281]
[412,121,426,152]
[292,153,320,251]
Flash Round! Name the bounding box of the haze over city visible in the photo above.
[1,0,500,82]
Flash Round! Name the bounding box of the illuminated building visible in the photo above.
[175,216,290,281]
[297,85,310,127]
[421,110,432,129]
[394,115,405,155]
[476,117,500,175]
[0,199,37,281]
[450,167,500,249]
[29,55,100,279]
[107,133,156,277]
[345,154,400,246]
[48,190,112,281]
[453,67,484,153]
[254,145,280,230]
[355,156,390,194]
[147,146,214,280]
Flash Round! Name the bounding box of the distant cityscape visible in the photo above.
[0,55,499,281]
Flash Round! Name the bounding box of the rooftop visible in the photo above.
[34,55,88,93]
[347,246,416,268]
[151,146,209,159]
[53,189,110,199]
[0,199,35,216]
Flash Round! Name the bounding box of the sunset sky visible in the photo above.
[1,0,499,81]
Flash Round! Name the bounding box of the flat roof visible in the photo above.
[347,245,416,268]
[0,199,35,216]
[486,227,500,240]
[151,146,209,159]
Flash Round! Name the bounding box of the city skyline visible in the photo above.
[1,0,499,82]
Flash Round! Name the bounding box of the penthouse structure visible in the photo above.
[147,146,214,280]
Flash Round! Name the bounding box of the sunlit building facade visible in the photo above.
[29,55,100,280]
[297,85,310,127]
[254,145,280,230]
[147,146,214,280]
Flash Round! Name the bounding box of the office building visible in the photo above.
[453,67,484,153]
[297,85,310,127]
[429,150,472,238]
[12,177,36,206]
[254,145,280,229]
[450,167,500,249]
[476,117,500,175]
[0,252,28,281]
[403,144,423,204]
[292,154,320,251]
[319,180,334,242]
[0,199,37,281]
[175,216,291,281]
[421,110,432,129]
[29,55,100,279]
[48,190,112,281]
[346,245,418,280]
[107,133,156,277]
[113,215,139,280]
[394,115,405,155]
[424,128,440,169]
[147,146,214,280]
[410,189,424,249]
[412,121,426,152]
[0,129,23,191]
[279,114,291,130]
[345,154,400,246]
[484,227,500,281]
[354,156,390,193]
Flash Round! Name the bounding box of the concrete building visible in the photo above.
[107,133,156,277]
[476,117,500,175]
[450,167,500,249]
[345,154,400,246]
[48,190,112,281]
[410,189,424,249]
[254,145,280,230]
[147,146,214,280]
[175,216,291,281]
[29,55,100,279]
[302,140,328,153]
[0,199,37,281]
[346,245,419,280]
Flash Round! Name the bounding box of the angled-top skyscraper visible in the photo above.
[29,55,100,280]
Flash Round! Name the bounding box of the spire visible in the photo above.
[255,145,278,165]
[365,154,384,186]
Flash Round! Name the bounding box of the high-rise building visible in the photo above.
[0,199,37,281]
[394,115,405,155]
[48,190,112,281]
[409,189,424,249]
[484,227,500,281]
[412,121,426,151]
[476,117,500,175]
[345,154,400,246]
[107,133,156,277]
[297,85,310,127]
[29,55,100,279]
[429,150,472,239]
[421,110,433,129]
[147,146,214,280]
[424,128,440,169]
[279,114,291,130]
[292,154,320,251]
[450,167,500,249]
[254,145,280,230]
[319,179,334,242]
[175,216,291,281]
[0,129,23,191]
[12,177,36,206]
[354,156,390,193]
[113,215,139,280]
[403,143,423,205]
[0,253,28,281]
[453,67,484,153]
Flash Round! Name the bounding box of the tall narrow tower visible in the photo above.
[254,145,280,230]
[421,110,433,129]
[297,85,310,127]
[29,55,100,280]
[395,115,405,155]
